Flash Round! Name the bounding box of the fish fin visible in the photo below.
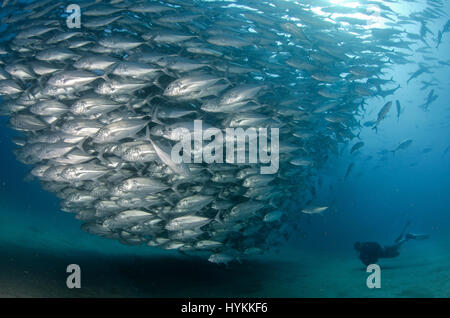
[143,94,158,106]
[76,137,88,153]
[124,101,135,113]
[144,125,151,142]
[163,68,179,78]
[157,212,169,223]
[269,198,278,209]
[22,85,33,97]
[151,106,165,125]
[100,73,110,82]
[62,63,72,72]
[170,181,183,198]
[96,153,107,165]
[153,74,168,90]
[37,76,46,90]
[214,210,223,225]
[48,120,60,132]
[217,188,226,200]
[135,163,146,176]
[163,197,175,207]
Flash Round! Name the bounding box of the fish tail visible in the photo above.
[144,125,151,141]
[150,106,164,125]
[214,210,223,225]
[96,153,107,165]
[100,72,110,83]
[125,101,137,114]
[372,125,378,133]
[269,198,278,209]
[170,184,182,198]
[77,137,88,154]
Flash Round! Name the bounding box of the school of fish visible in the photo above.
[0,0,448,263]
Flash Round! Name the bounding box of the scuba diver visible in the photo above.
[354,221,430,266]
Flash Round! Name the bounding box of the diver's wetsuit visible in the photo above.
[354,222,429,266]
[357,242,400,266]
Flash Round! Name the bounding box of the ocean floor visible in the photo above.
[0,204,449,298]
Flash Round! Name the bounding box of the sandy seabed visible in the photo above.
[0,228,448,298]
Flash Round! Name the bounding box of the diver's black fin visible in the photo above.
[406,233,430,241]
[395,220,411,243]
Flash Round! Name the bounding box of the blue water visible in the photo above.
[0,0,449,298]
